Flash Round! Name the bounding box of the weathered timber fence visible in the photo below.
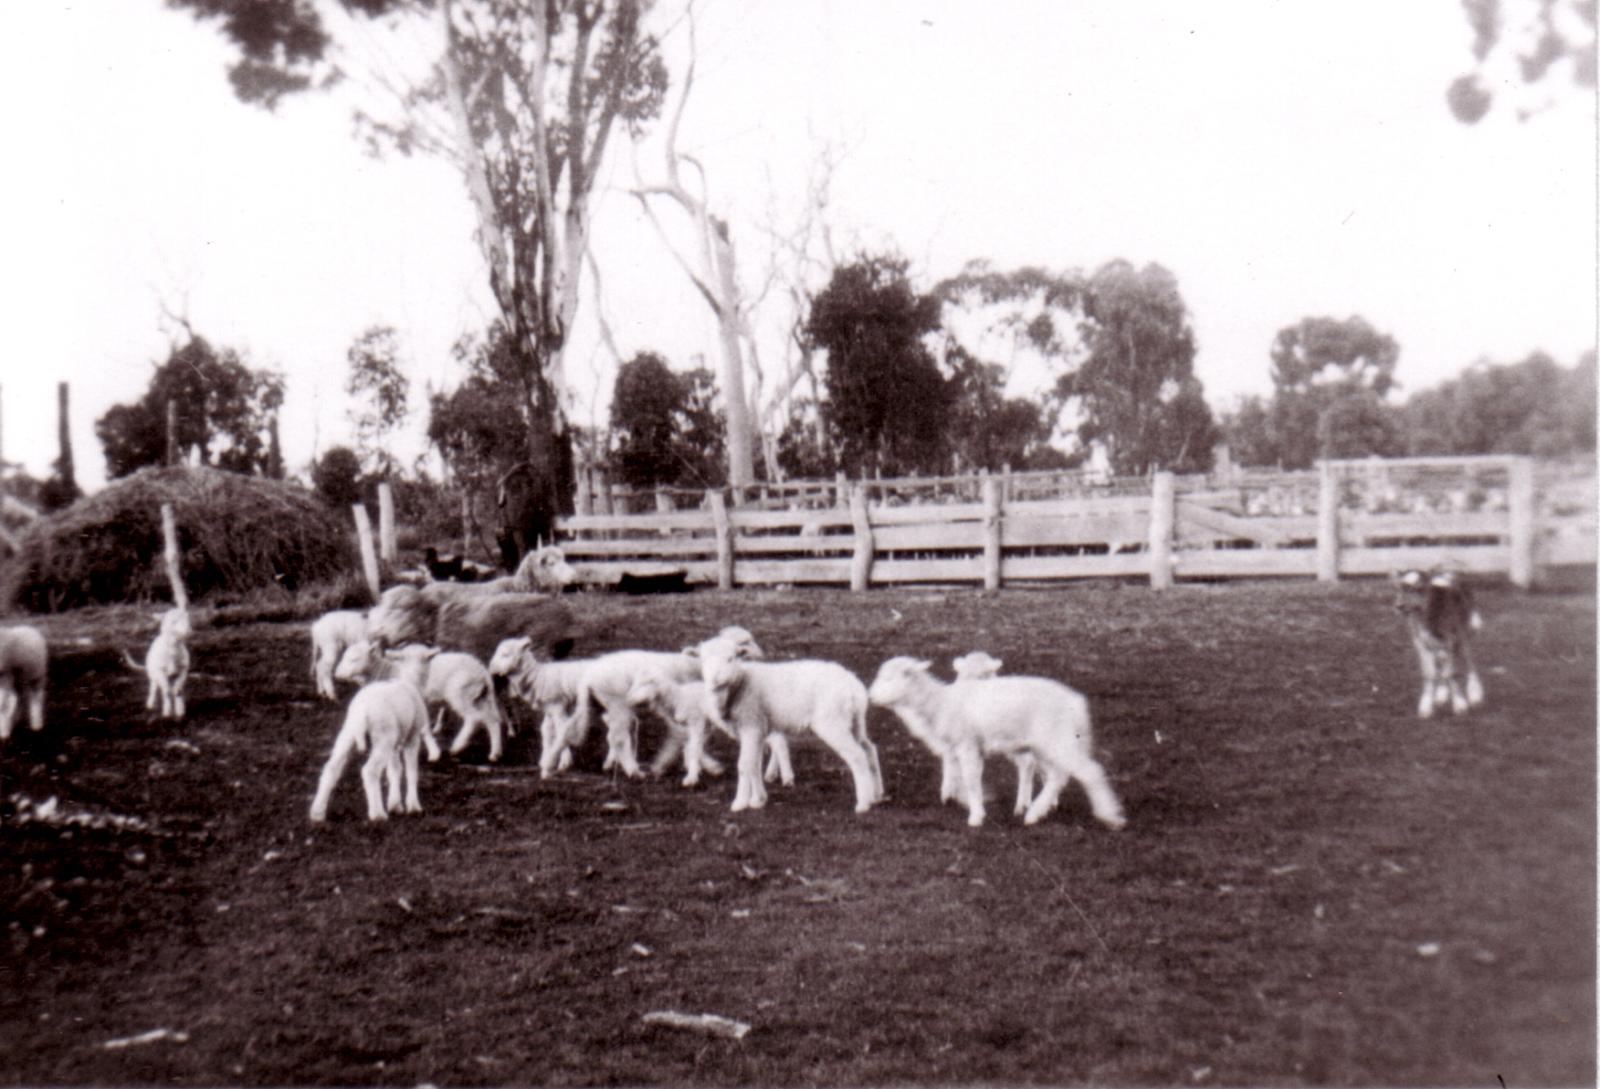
[555,455,1595,591]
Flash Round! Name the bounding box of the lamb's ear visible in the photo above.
[680,644,700,659]
[915,659,934,673]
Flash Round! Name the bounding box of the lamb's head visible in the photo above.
[867,656,935,708]
[333,639,384,685]
[158,607,192,641]
[685,635,755,719]
[488,636,534,678]
[952,651,1002,680]
[711,625,764,660]
[625,669,672,712]
[516,546,577,592]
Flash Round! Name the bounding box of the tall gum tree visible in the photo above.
[169,0,669,552]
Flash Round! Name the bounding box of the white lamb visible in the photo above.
[948,651,1037,817]
[867,656,1125,830]
[491,626,763,779]
[623,671,795,789]
[690,635,883,814]
[122,607,192,720]
[0,625,48,742]
[309,644,437,822]
[309,609,368,701]
[334,639,505,762]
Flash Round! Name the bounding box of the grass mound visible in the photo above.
[0,466,355,613]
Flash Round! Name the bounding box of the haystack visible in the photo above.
[0,466,355,613]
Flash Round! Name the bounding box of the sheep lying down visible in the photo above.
[868,656,1125,830]
[310,645,437,823]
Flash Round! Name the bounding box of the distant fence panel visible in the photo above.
[555,456,1594,590]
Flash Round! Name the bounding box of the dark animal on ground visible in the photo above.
[615,571,693,595]
[1392,569,1485,719]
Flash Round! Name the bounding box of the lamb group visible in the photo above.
[306,559,1127,833]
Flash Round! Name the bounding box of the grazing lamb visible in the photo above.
[0,625,47,742]
[867,656,1125,830]
[368,585,579,664]
[624,671,795,788]
[1393,569,1485,719]
[491,626,763,778]
[310,609,368,701]
[123,607,192,721]
[690,635,883,814]
[310,644,437,823]
[335,639,506,762]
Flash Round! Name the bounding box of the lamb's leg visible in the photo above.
[1021,765,1068,826]
[601,704,643,778]
[651,726,685,779]
[1069,755,1127,830]
[382,745,406,815]
[939,750,961,804]
[858,723,885,803]
[954,740,987,827]
[681,720,705,787]
[1462,644,1485,708]
[811,716,878,814]
[0,685,18,741]
[173,672,187,720]
[730,724,768,811]
[1414,639,1438,719]
[26,684,44,733]
[310,725,359,822]
[1012,754,1037,816]
[764,733,795,786]
[360,748,390,822]
[401,739,423,814]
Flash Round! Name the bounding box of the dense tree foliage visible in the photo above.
[310,445,364,511]
[804,254,950,477]
[1060,260,1217,475]
[427,325,533,494]
[1400,350,1595,457]
[1254,315,1403,467]
[607,352,725,490]
[1449,0,1596,123]
[95,335,285,480]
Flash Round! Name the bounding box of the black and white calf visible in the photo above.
[1392,569,1484,719]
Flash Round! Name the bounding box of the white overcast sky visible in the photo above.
[1,0,1594,490]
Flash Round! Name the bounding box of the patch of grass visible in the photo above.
[0,581,1592,1086]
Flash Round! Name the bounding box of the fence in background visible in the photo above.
[553,455,1595,591]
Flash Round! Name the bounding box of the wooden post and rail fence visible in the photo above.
[538,454,1593,593]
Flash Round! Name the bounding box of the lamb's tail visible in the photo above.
[121,650,147,674]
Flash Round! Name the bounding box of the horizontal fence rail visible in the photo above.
[555,456,1595,591]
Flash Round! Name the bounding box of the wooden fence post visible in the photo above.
[708,490,734,590]
[849,485,875,592]
[655,490,675,515]
[1148,471,1175,589]
[835,471,849,508]
[1316,461,1340,582]
[377,482,397,565]
[460,493,471,556]
[160,503,189,609]
[1508,456,1536,589]
[981,476,1003,591]
[353,504,381,602]
[593,470,612,515]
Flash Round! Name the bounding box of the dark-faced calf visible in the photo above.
[1392,569,1485,719]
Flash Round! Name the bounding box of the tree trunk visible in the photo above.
[56,382,75,491]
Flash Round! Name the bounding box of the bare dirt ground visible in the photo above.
[0,580,1593,1087]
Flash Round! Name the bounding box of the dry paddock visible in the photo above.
[0,580,1593,1087]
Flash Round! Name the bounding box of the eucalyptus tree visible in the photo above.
[170,0,670,550]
